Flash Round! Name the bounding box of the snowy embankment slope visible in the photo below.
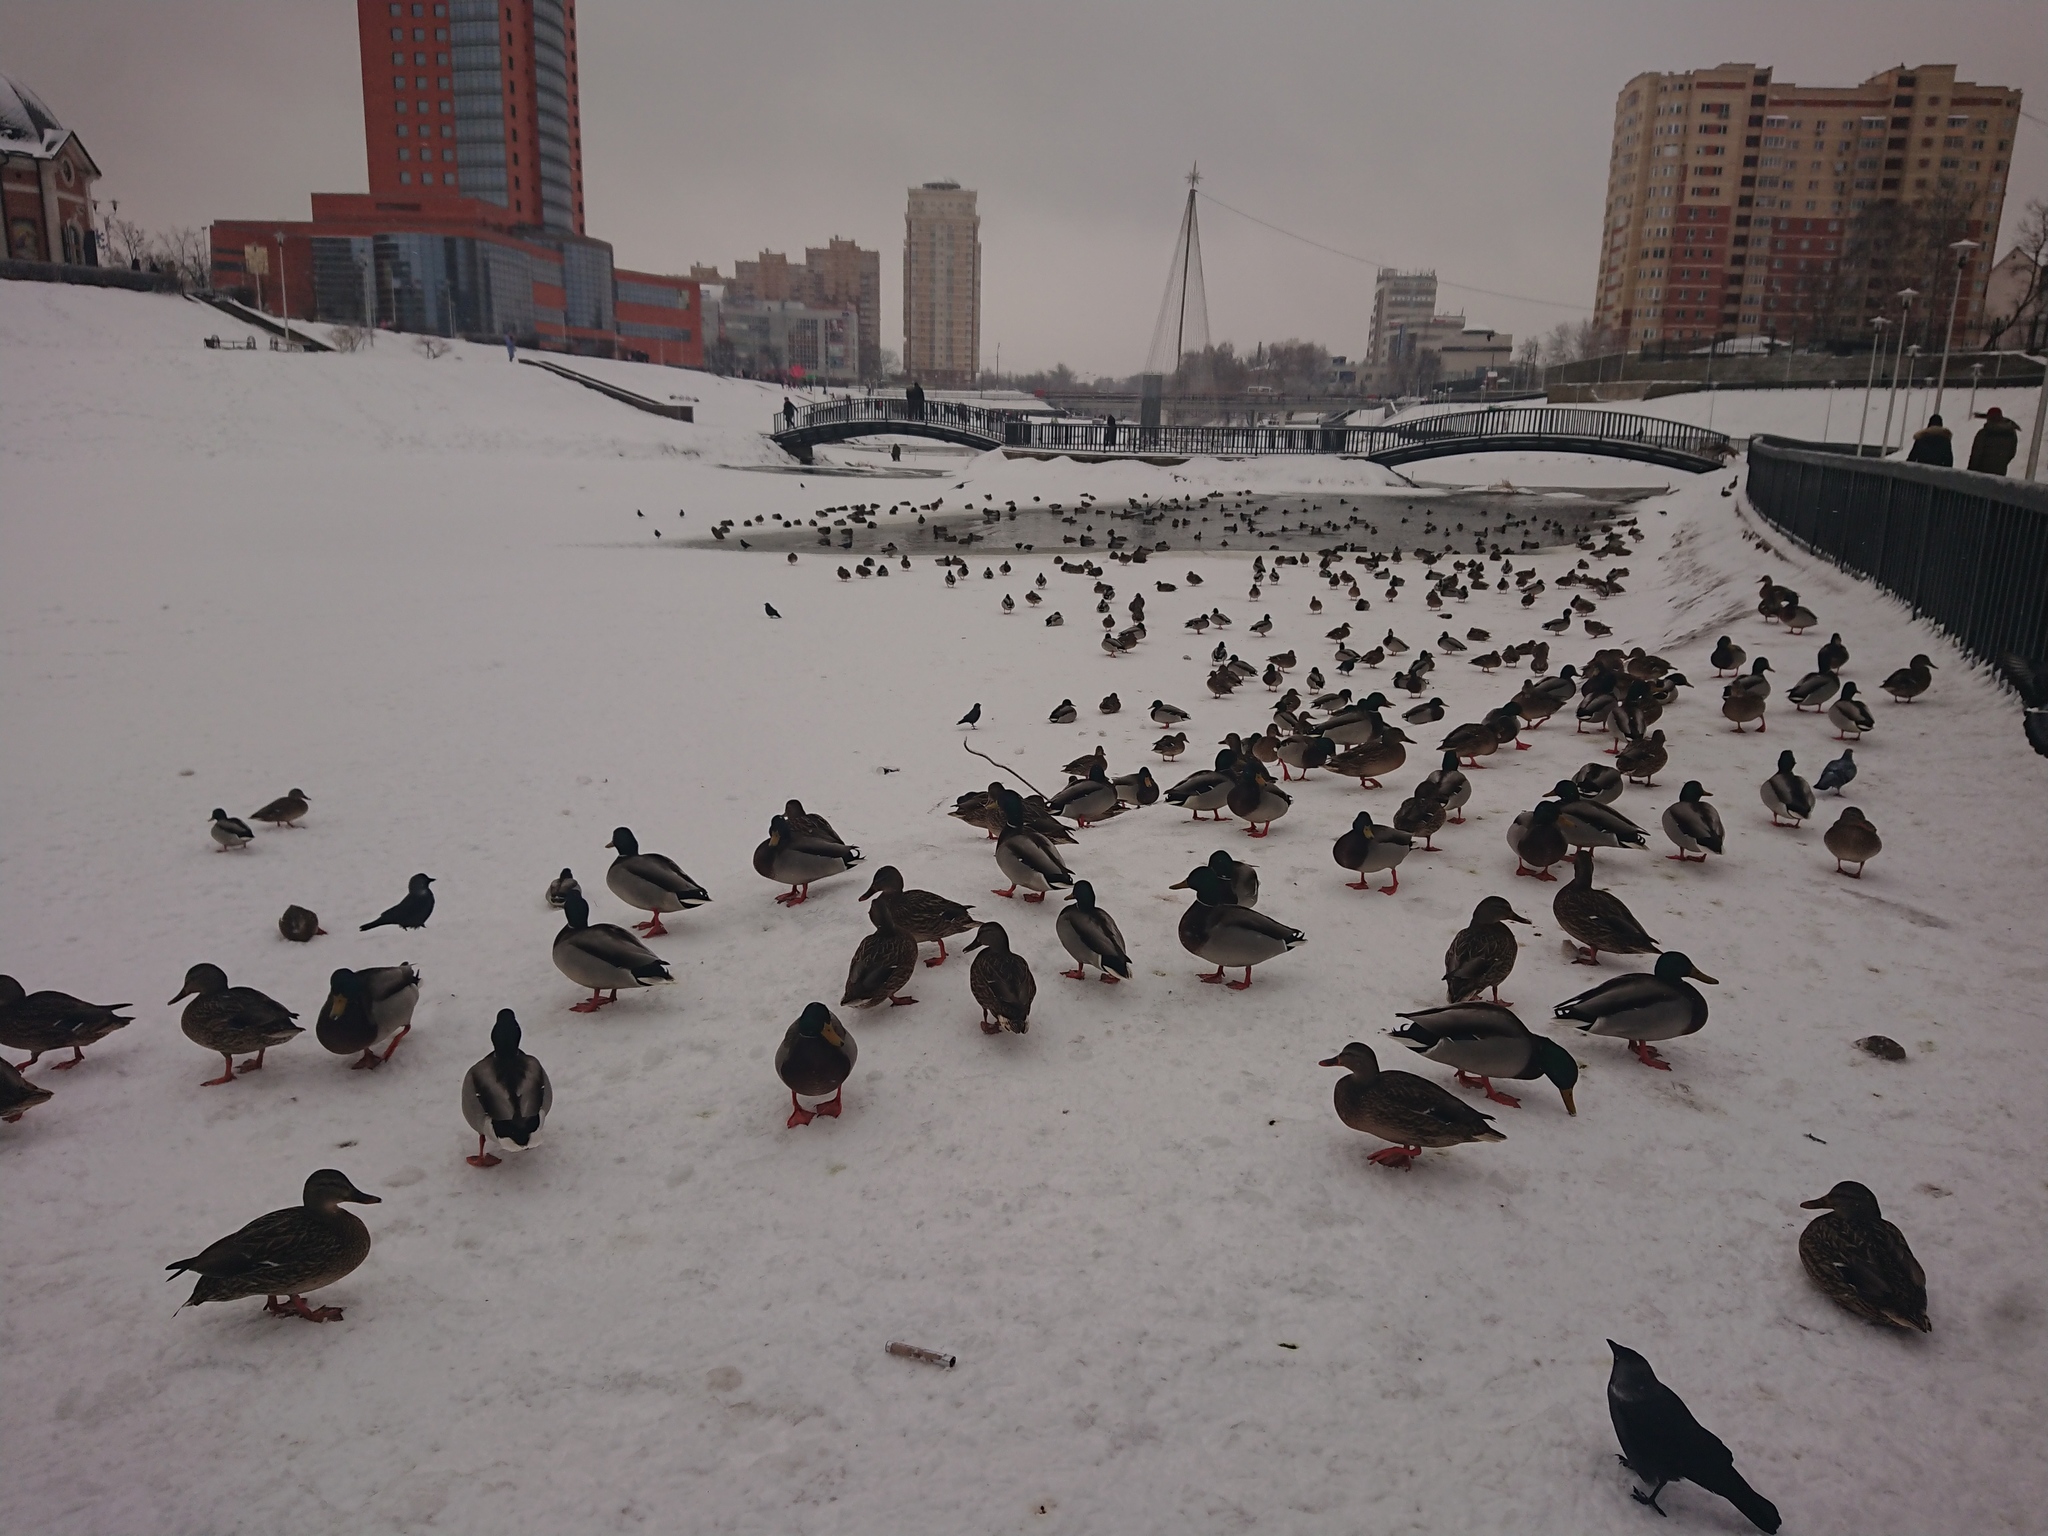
[2,283,2044,1535]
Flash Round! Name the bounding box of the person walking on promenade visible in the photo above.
[1906,413,1953,466]
[1967,406,2020,475]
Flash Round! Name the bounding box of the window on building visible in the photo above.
[400,172,412,184]
[392,51,403,63]
[390,28,403,40]
[398,148,410,159]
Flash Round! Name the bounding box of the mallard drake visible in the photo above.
[1402,695,1445,725]
[776,1002,856,1126]
[1787,666,1841,711]
[360,872,435,932]
[317,964,421,1064]
[1274,733,1337,780]
[783,799,848,845]
[1729,657,1773,699]
[752,814,861,906]
[1392,791,1447,851]
[1661,781,1724,862]
[1760,751,1815,826]
[1418,751,1470,821]
[1331,809,1412,894]
[1546,780,1648,849]
[461,1009,552,1165]
[1206,849,1260,906]
[210,809,254,851]
[1554,950,1716,1068]
[1060,745,1109,777]
[1823,806,1881,877]
[0,1057,52,1122]
[1389,1003,1578,1112]
[167,1168,379,1323]
[1814,748,1857,794]
[1815,632,1849,673]
[1055,881,1131,982]
[1506,801,1570,881]
[551,893,672,1013]
[1048,698,1079,724]
[606,827,711,932]
[1615,729,1668,786]
[1572,761,1625,805]
[0,977,132,1071]
[859,865,977,965]
[966,922,1036,1033]
[1797,1181,1929,1331]
[1164,753,1236,821]
[278,905,326,942]
[249,788,310,828]
[1227,762,1292,837]
[993,823,1075,902]
[1319,1041,1505,1169]
[1646,671,1691,708]
[1332,734,1408,789]
[1781,599,1818,634]
[1880,653,1935,702]
[1112,766,1160,806]
[1710,636,1746,675]
[1154,731,1188,760]
[1554,847,1659,965]
[841,897,920,1008]
[1171,864,1303,987]
[1150,699,1191,726]
[170,963,302,1086]
[1827,682,1874,739]
[1442,896,1530,1003]
[1438,720,1499,767]
[1049,763,1121,827]
[545,869,580,908]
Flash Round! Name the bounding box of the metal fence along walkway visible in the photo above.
[769,400,1734,472]
[1746,435,2048,668]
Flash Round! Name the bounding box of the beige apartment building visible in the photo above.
[1593,63,2021,351]
[904,181,980,385]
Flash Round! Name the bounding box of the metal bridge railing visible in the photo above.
[1745,434,2048,667]
[774,399,1735,466]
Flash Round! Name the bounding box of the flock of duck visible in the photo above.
[2,502,1957,1531]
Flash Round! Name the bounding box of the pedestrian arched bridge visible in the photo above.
[769,400,1735,473]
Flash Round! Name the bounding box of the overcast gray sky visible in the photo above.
[7,1,2044,372]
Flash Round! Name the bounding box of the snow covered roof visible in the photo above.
[0,73,72,160]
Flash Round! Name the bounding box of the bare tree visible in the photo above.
[1981,198,2047,351]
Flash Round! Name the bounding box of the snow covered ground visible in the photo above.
[3,284,2044,1535]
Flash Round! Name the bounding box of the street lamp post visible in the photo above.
[1878,289,1918,454]
[1931,239,1981,420]
[1856,315,1889,456]
[273,229,293,350]
[1902,346,1923,443]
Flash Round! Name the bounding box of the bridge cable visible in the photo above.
[1195,190,1592,314]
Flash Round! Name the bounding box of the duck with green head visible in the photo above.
[1554,951,1717,1070]
[776,1003,856,1126]
[1389,1002,1577,1113]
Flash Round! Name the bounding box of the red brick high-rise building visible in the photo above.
[210,0,700,367]
[355,0,583,232]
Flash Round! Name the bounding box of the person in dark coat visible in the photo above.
[1905,413,1953,466]
[1967,406,2020,475]
[1103,412,1118,449]
[907,381,925,420]
[782,396,796,430]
